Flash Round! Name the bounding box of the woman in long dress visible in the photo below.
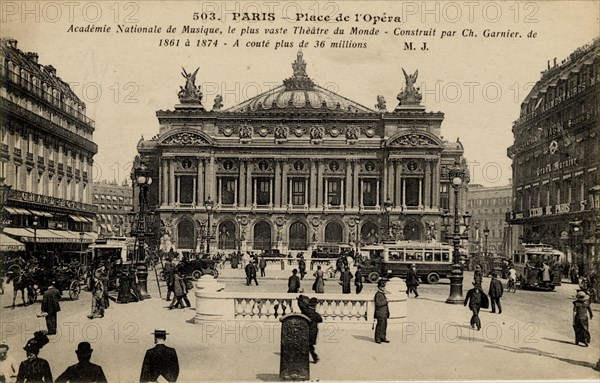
[313,266,325,293]
[573,291,593,346]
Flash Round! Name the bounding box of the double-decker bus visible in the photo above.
[512,243,564,290]
[359,241,454,284]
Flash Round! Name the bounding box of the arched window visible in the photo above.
[403,220,423,241]
[253,221,272,251]
[289,221,307,250]
[218,221,236,250]
[360,222,379,245]
[177,219,195,250]
[324,222,343,243]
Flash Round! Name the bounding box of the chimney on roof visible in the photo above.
[44,65,56,76]
[547,60,550,70]
[553,57,557,67]
[26,52,39,63]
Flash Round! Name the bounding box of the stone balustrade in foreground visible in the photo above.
[194,276,408,328]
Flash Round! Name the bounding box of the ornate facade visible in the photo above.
[136,52,466,253]
[507,38,599,270]
[0,38,98,252]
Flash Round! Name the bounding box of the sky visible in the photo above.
[2,0,599,187]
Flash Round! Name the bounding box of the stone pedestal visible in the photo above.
[385,277,408,321]
[279,313,311,381]
[136,266,151,299]
[194,275,227,323]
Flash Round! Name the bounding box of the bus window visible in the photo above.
[442,252,450,262]
[425,252,433,262]
[390,251,401,260]
[415,251,423,261]
[406,251,415,261]
[434,251,442,262]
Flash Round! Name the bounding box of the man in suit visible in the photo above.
[354,266,363,294]
[464,282,487,330]
[488,272,504,314]
[55,342,107,383]
[41,282,61,335]
[287,269,300,293]
[374,279,390,343]
[140,329,179,383]
[298,296,323,363]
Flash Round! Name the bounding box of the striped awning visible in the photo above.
[29,210,53,218]
[4,207,31,215]
[0,233,26,251]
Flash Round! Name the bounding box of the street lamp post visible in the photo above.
[483,226,490,273]
[354,217,360,253]
[32,215,39,252]
[204,196,215,255]
[383,198,393,243]
[133,163,152,299]
[444,158,471,304]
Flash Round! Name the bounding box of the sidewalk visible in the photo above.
[5,280,597,382]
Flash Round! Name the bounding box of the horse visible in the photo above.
[6,270,35,308]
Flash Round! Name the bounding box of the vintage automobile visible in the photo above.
[513,244,563,291]
[176,253,219,280]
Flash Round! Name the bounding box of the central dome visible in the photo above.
[225,51,374,113]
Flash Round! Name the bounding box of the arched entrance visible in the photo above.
[218,221,236,250]
[360,222,379,245]
[253,221,272,250]
[403,220,423,241]
[289,221,308,250]
[177,219,196,249]
[324,222,343,243]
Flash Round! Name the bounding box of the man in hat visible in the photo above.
[55,342,107,383]
[488,272,504,314]
[464,282,488,330]
[0,343,19,383]
[298,296,323,363]
[140,329,179,382]
[41,282,61,335]
[340,266,353,294]
[16,341,52,383]
[374,279,390,343]
[354,265,363,294]
[287,269,301,293]
[406,264,419,298]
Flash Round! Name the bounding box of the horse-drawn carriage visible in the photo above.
[6,251,85,307]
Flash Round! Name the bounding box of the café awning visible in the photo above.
[0,232,26,251]
[3,228,96,244]
[29,210,53,217]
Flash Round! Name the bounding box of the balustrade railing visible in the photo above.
[194,277,407,327]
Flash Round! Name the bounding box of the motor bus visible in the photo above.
[359,241,455,284]
[512,243,564,290]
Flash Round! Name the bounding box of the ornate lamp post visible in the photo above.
[133,163,152,299]
[483,226,490,273]
[383,198,393,243]
[444,158,471,304]
[32,215,39,252]
[204,196,215,255]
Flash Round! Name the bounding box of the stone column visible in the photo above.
[317,161,324,208]
[382,158,388,205]
[345,161,352,208]
[281,162,288,207]
[309,160,317,208]
[418,178,423,209]
[424,160,431,209]
[324,177,329,208]
[387,159,394,205]
[274,160,281,207]
[161,159,168,206]
[433,159,440,209]
[208,154,216,200]
[239,160,246,207]
[197,159,205,205]
[395,161,402,209]
[169,159,175,205]
[352,160,360,208]
[245,162,253,207]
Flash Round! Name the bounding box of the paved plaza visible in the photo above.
[1,266,599,382]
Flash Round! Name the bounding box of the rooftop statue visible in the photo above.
[178,67,203,103]
[396,68,422,107]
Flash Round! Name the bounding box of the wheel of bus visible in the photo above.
[191,270,203,280]
[426,273,440,285]
[69,280,81,300]
[368,272,380,283]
